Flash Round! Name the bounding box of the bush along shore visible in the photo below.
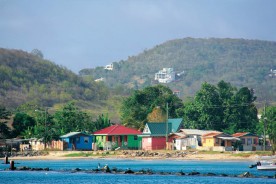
[3,163,276,179]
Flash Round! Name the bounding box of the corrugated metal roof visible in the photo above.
[143,118,182,136]
[202,132,223,137]
[179,129,219,136]
[232,132,258,137]
[168,118,182,133]
[60,132,91,138]
[93,125,142,135]
[144,122,172,136]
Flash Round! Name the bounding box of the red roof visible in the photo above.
[93,125,142,135]
[202,132,222,137]
[232,132,249,137]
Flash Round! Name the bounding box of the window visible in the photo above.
[215,138,219,144]
[84,137,89,144]
[253,138,257,144]
[134,135,138,140]
[108,136,112,142]
[241,138,245,144]
[247,138,252,145]
[75,137,80,143]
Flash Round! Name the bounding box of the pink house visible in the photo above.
[140,118,182,150]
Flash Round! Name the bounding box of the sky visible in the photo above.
[1,0,276,73]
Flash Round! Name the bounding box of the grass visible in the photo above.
[63,151,116,157]
[63,152,93,157]
[231,151,272,158]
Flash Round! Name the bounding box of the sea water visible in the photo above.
[0,159,275,184]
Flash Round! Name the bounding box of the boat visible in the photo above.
[256,161,276,171]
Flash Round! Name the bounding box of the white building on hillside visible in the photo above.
[104,63,113,70]
[154,68,175,83]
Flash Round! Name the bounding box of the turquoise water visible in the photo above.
[0,159,275,183]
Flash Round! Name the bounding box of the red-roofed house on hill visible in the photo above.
[232,132,261,151]
[93,125,142,150]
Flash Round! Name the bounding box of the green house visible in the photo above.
[93,124,142,150]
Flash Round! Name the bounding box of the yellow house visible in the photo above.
[202,132,239,151]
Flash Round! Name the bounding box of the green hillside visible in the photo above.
[0,48,108,109]
[79,38,276,105]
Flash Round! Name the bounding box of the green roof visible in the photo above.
[144,122,172,136]
[143,118,183,136]
[168,118,182,133]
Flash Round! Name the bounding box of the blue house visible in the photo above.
[60,132,93,150]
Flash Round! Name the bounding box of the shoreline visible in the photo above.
[6,150,260,162]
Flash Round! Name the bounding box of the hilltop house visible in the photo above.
[60,132,93,151]
[140,118,182,150]
[104,63,113,70]
[93,125,142,150]
[154,68,175,83]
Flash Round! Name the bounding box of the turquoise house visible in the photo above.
[60,132,93,151]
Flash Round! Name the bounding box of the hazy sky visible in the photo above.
[1,0,276,73]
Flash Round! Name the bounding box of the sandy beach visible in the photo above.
[7,150,261,161]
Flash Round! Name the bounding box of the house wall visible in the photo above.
[127,135,142,150]
[95,135,107,149]
[62,135,92,150]
[240,136,259,146]
[142,137,152,150]
[203,137,232,147]
[95,135,141,150]
[152,137,166,150]
[142,137,166,150]
[76,136,92,150]
[202,137,214,147]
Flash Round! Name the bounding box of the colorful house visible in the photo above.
[202,132,239,151]
[93,125,142,150]
[60,132,93,151]
[172,129,219,150]
[232,132,261,151]
[140,118,183,150]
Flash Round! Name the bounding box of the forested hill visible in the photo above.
[0,48,108,108]
[79,38,276,104]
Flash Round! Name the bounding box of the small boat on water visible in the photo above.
[251,156,276,171]
[257,164,276,171]
[256,161,276,171]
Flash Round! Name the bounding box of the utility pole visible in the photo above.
[44,108,48,150]
[263,103,267,151]
[166,102,168,149]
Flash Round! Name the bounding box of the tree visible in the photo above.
[263,106,276,154]
[31,49,44,59]
[194,82,224,130]
[53,102,93,135]
[147,106,167,123]
[0,106,11,139]
[227,87,258,133]
[93,114,111,132]
[120,85,183,129]
[182,81,258,133]
[12,112,35,137]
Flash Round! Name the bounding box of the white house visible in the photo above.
[104,64,113,70]
[173,129,220,150]
[154,68,175,83]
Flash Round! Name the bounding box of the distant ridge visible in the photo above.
[79,38,276,104]
[0,48,108,108]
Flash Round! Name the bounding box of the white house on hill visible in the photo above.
[154,68,175,83]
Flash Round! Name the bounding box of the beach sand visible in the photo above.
[7,150,260,161]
